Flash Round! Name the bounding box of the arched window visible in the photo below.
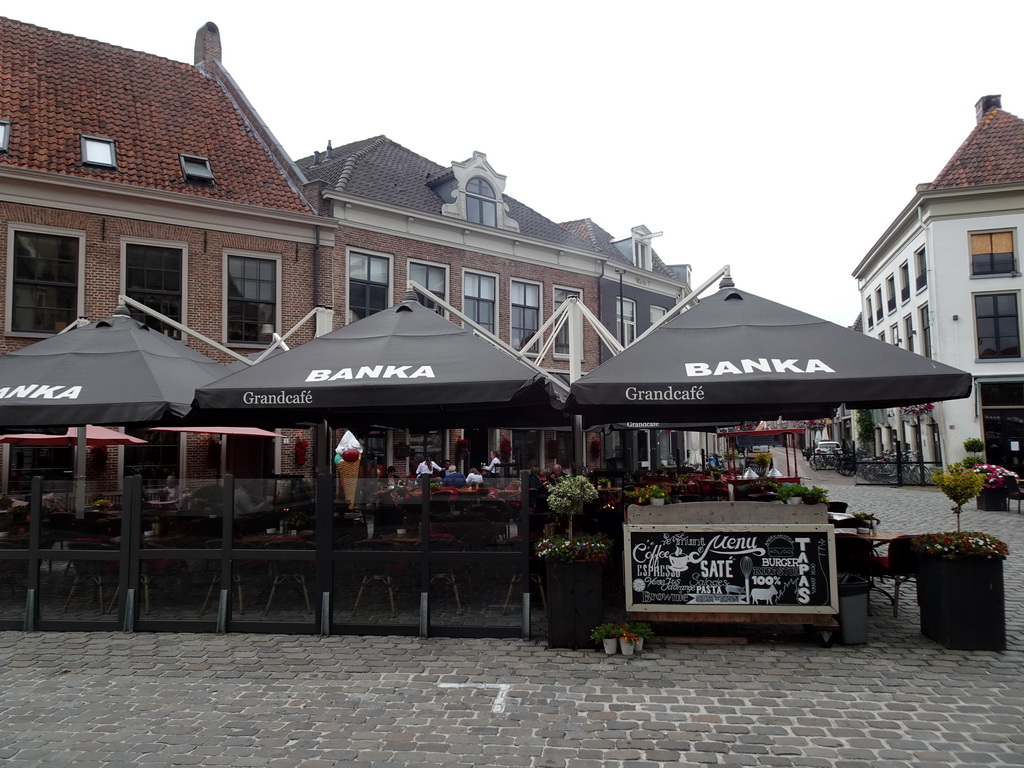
[466,177,497,227]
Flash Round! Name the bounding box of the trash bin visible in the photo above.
[837,573,869,645]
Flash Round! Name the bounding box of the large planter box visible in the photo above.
[545,559,603,649]
[976,487,1009,512]
[918,555,1005,651]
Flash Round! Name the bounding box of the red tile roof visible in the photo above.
[0,16,311,214]
[930,107,1024,190]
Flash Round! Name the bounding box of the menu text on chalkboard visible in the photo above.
[626,525,837,614]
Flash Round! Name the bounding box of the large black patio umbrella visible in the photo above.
[0,306,227,429]
[566,285,973,426]
[193,296,567,429]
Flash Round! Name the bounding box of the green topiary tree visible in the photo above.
[931,461,986,532]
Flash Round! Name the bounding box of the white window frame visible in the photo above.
[121,236,190,334]
[510,278,542,353]
[903,315,914,354]
[617,297,637,345]
[650,305,667,326]
[553,285,582,358]
[865,296,874,329]
[974,290,1022,360]
[81,135,116,168]
[222,249,282,347]
[6,222,86,337]
[0,121,9,153]
[409,260,448,316]
[463,269,499,335]
[890,323,900,346]
[346,248,393,325]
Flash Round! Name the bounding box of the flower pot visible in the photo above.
[602,637,618,655]
[918,554,1005,651]
[786,497,802,505]
[618,638,635,656]
[802,497,819,505]
[545,560,604,650]
[650,497,665,506]
[976,487,1010,512]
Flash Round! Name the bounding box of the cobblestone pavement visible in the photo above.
[0,480,1021,767]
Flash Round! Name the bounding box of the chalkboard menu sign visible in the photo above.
[626,525,837,614]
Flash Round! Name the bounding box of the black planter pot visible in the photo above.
[918,554,1005,651]
[545,559,604,649]
[976,487,1010,511]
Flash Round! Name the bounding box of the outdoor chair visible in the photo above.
[351,538,399,618]
[502,555,547,615]
[826,501,850,514]
[1008,480,1023,514]
[62,540,118,614]
[428,534,463,615]
[199,539,257,616]
[262,538,316,616]
[833,534,877,580]
[872,535,919,617]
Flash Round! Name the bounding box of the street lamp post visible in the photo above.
[615,269,625,345]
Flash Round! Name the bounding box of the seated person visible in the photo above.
[157,475,182,508]
[465,467,484,485]
[442,465,466,488]
[234,480,270,517]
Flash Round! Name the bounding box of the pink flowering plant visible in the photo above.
[899,403,935,417]
[534,532,612,562]
[912,531,1009,561]
[972,463,1018,490]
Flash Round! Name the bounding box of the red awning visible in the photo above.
[149,426,282,439]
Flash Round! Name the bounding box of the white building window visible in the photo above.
[510,280,540,351]
[553,287,581,355]
[9,226,82,334]
[617,297,636,345]
[464,272,496,333]
[410,262,446,314]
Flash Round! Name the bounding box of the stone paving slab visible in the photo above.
[0,483,1021,767]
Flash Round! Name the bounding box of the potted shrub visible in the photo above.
[801,486,829,505]
[962,437,985,469]
[535,475,606,649]
[753,452,773,474]
[853,512,878,532]
[912,531,1009,651]
[617,626,641,656]
[590,622,623,654]
[971,463,1018,511]
[626,620,654,651]
[776,484,806,505]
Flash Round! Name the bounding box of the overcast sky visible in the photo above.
[10,2,1024,325]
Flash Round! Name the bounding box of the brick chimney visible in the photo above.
[194,22,222,72]
[975,94,1002,123]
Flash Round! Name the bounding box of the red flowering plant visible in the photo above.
[972,463,1018,490]
[899,402,935,417]
[912,531,1009,561]
[294,439,309,466]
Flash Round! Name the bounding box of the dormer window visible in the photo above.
[0,121,9,153]
[634,240,650,270]
[180,154,214,183]
[439,151,520,233]
[81,135,116,168]
[466,177,497,227]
